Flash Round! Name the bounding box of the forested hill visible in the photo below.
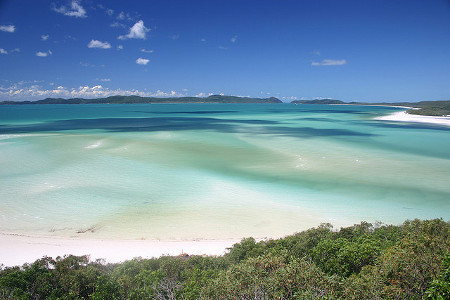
[291,99,345,104]
[0,95,282,105]
[292,99,450,116]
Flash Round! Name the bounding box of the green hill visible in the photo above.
[292,99,450,116]
[0,95,282,105]
[404,101,450,116]
[291,99,345,105]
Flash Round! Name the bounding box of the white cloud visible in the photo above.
[110,22,125,28]
[116,11,135,21]
[0,84,186,101]
[99,78,111,82]
[97,3,113,16]
[41,34,49,41]
[281,96,300,101]
[200,38,206,42]
[36,50,52,57]
[141,48,153,53]
[53,0,87,18]
[153,90,179,97]
[118,20,150,40]
[136,58,149,65]
[231,35,238,43]
[311,50,321,56]
[11,48,20,53]
[0,25,15,33]
[80,62,104,67]
[88,40,111,49]
[65,35,77,41]
[0,48,7,54]
[16,80,44,85]
[195,92,214,97]
[169,34,179,40]
[311,59,347,66]
[117,11,125,20]
[117,45,124,50]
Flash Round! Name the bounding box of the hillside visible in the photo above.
[291,99,345,105]
[403,101,450,116]
[0,95,282,105]
[293,99,450,116]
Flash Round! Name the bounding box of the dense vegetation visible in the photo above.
[1,219,449,299]
[353,100,450,116]
[291,99,345,105]
[0,95,282,105]
[292,99,450,116]
[3,95,449,116]
[403,101,450,116]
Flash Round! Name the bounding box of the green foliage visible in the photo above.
[224,237,265,264]
[406,101,450,116]
[291,99,345,104]
[279,223,334,258]
[289,99,450,117]
[343,219,450,299]
[426,253,450,299]
[205,251,341,299]
[310,235,383,277]
[1,219,448,299]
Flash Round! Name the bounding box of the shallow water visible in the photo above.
[0,104,449,239]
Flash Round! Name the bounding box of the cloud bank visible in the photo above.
[0,84,184,101]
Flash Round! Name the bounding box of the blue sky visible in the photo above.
[0,0,449,102]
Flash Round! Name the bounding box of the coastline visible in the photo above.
[0,232,240,267]
[375,110,450,126]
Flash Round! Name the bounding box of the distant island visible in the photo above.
[291,99,346,105]
[292,99,450,116]
[0,95,282,105]
[2,95,449,116]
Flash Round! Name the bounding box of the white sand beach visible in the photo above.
[0,233,239,267]
[375,111,450,126]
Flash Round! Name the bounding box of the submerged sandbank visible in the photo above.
[375,111,450,126]
[0,233,239,267]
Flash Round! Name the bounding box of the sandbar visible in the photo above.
[375,111,450,126]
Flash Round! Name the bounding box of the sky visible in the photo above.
[0,0,449,102]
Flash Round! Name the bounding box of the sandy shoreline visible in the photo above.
[375,110,450,126]
[0,233,241,267]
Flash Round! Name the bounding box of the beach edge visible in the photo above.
[374,110,450,126]
[0,233,240,267]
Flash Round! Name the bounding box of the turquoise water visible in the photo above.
[0,104,449,240]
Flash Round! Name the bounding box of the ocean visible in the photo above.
[0,103,449,240]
